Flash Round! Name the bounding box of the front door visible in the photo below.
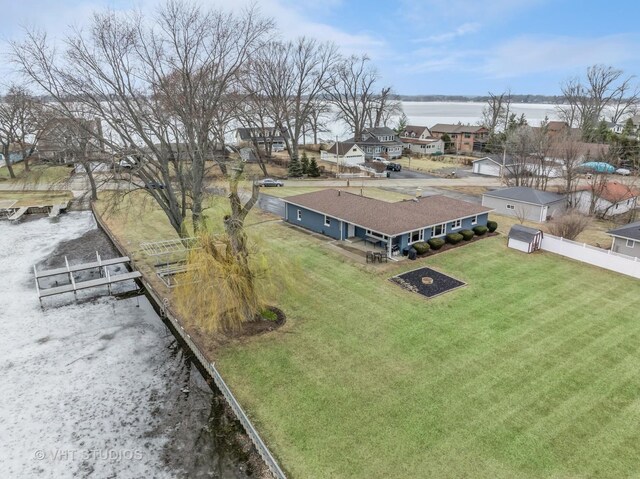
[347,223,355,238]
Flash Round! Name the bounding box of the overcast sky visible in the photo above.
[2,0,639,95]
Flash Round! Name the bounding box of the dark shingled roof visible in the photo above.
[508,224,543,242]
[484,187,566,205]
[431,124,487,134]
[326,142,360,156]
[284,189,492,236]
[608,221,640,241]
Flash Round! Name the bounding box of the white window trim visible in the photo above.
[324,215,331,227]
[297,209,302,221]
[366,229,387,240]
[408,229,424,244]
[627,239,636,248]
[452,219,462,230]
[431,224,446,238]
[471,215,478,225]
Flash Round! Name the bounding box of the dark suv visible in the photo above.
[386,163,402,172]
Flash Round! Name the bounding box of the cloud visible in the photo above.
[413,22,480,44]
[482,34,640,78]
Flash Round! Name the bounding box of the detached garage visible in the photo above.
[507,225,543,253]
[472,156,516,177]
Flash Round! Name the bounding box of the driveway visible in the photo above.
[386,169,437,180]
[257,193,285,217]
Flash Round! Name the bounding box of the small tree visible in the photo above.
[300,151,310,175]
[307,157,320,177]
[441,133,453,153]
[288,156,303,177]
[546,211,591,240]
[394,113,408,136]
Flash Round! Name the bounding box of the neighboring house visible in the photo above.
[401,125,432,140]
[235,127,289,152]
[430,124,489,154]
[320,142,366,166]
[38,117,105,163]
[401,137,444,155]
[571,181,640,217]
[482,186,567,222]
[283,189,492,257]
[607,221,640,258]
[607,121,624,135]
[472,155,518,177]
[346,127,403,159]
[507,225,544,253]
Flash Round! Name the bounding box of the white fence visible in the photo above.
[540,234,640,279]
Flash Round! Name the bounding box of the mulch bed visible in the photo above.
[390,267,466,298]
[233,306,287,337]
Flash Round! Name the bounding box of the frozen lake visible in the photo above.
[0,212,253,478]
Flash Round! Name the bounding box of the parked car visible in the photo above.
[386,163,402,172]
[144,181,166,190]
[373,157,390,165]
[118,157,138,169]
[257,178,284,187]
[615,168,631,176]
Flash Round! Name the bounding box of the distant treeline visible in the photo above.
[397,94,566,104]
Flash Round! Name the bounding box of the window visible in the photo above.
[464,133,471,138]
[297,209,302,221]
[471,215,478,225]
[452,219,462,229]
[506,204,515,210]
[432,224,446,237]
[324,216,331,227]
[366,229,387,240]
[409,229,424,244]
[627,239,636,248]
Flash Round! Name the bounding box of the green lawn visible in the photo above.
[97,191,640,478]
[216,228,640,479]
[0,190,73,207]
[0,163,72,184]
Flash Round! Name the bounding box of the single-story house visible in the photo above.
[283,189,492,257]
[320,142,366,166]
[482,187,567,222]
[607,221,640,258]
[235,127,288,152]
[401,137,444,155]
[507,225,543,253]
[571,181,639,217]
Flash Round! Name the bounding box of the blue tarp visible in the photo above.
[579,162,615,173]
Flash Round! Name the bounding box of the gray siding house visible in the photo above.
[607,221,640,258]
[283,189,492,257]
[346,127,403,159]
[482,187,566,223]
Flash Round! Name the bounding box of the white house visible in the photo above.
[320,142,366,167]
[571,181,640,217]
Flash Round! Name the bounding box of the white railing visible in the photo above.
[540,233,640,279]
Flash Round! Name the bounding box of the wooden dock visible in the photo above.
[34,252,141,300]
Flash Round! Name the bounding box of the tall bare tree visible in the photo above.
[368,86,402,128]
[558,65,639,139]
[12,1,272,241]
[504,126,535,187]
[249,37,337,164]
[481,90,511,134]
[325,54,379,141]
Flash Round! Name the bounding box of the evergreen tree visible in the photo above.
[307,157,321,177]
[394,113,408,136]
[622,118,636,137]
[440,133,453,152]
[288,156,303,177]
[595,119,610,143]
[300,151,310,174]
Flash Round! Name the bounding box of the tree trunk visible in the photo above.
[2,145,16,178]
[82,162,98,201]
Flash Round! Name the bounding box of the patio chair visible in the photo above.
[366,251,374,263]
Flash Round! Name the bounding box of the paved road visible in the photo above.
[387,169,437,180]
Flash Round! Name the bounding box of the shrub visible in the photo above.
[446,233,464,244]
[412,241,430,255]
[486,220,498,232]
[427,238,445,250]
[473,225,488,236]
[460,229,475,241]
[547,211,590,240]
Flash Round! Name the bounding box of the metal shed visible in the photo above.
[508,225,543,253]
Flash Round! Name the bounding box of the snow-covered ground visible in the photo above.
[0,212,249,478]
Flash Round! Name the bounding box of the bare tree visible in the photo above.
[12,2,273,241]
[481,90,511,134]
[306,98,332,145]
[558,65,639,138]
[552,131,584,201]
[547,211,591,240]
[368,86,402,128]
[504,126,535,187]
[325,54,379,141]
[249,37,337,164]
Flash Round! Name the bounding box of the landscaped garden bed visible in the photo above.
[390,267,465,298]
